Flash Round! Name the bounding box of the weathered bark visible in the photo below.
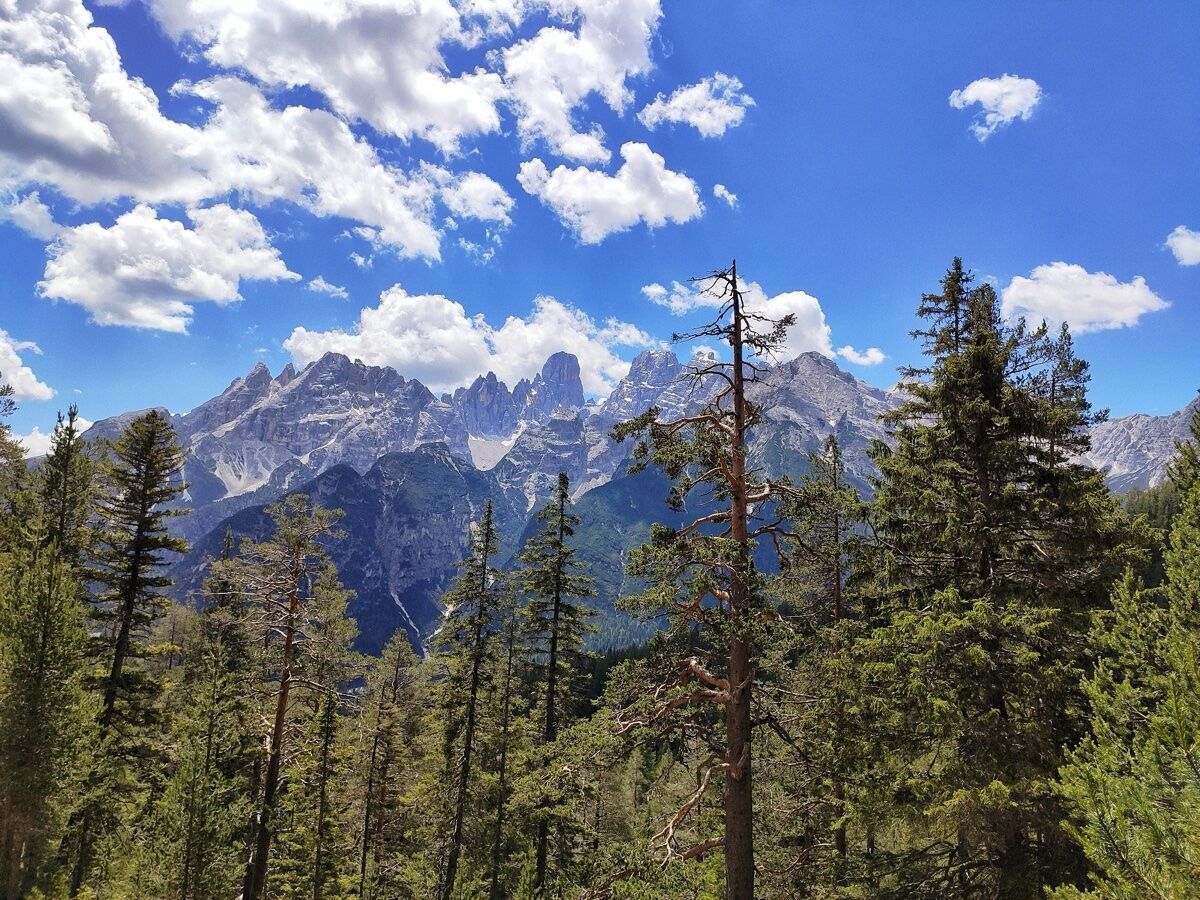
[724,261,755,900]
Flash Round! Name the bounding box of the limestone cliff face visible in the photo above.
[1081,396,1200,492]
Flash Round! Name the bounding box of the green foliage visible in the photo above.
[1055,406,1200,898]
[0,512,89,897]
[68,409,189,894]
[843,259,1143,897]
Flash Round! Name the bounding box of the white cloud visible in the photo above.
[39,204,299,332]
[836,345,886,366]
[1,191,62,239]
[713,184,737,207]
[1166,225,1200,266]
[638,73,754,137]
[458,238,495,264]
[949,74,1042,140]
[284,286,657,394]
[142,0,508,154]
[436,170,514,225]
[0,1,450,258]
[641,277,883,366]
[0,330,55,401]
[503,0,662,163]
[518,142,702,243]
[16,415,93,458]
[642,280,720,316]
[308,276,348,300]
[1001,262,1169,333]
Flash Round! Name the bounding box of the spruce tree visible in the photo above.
[147,529,257,900]
[611,260,799,899]
[486,602,522,900]
[853,259,1141,896]
[0,511,88,898]
[518,471,596,891]
[435,500,507,900]
[355,633,422,898]
[759,435,869,891]
[1054,405,1200,898]
[38,404,95,564]
[67,409,188,894]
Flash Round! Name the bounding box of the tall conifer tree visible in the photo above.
[612,261,799,899]
[67,409,188,894]
[854,259,1141,896]
[435,501,507,900]
[518,471,596,891]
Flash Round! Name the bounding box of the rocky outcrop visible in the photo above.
[1082,396,1199,493]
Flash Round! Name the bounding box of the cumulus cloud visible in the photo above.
[39,204,299,332]
[0,0,459,258]
[308,276,348,300]
[436,170,514,225]
[518,142,702,243]
[836,345,886,366]
[1001,262,1169,333]
[949,74,1042,140]
[713,184,737,207]
[284,286,658,394]
[142,0,507,154]
[1166,225,1200,266]
[16,415,93,459]
[641,278,884,365]
[1,192,62,240]
[0,330,55,401]
[503,0,662,163]
[638,73,754,137]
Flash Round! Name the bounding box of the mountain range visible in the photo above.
[83,349,1194,652]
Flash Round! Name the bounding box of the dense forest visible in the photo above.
[1,259,1198,899]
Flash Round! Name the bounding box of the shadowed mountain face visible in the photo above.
[171,444,527,654]
[92,348,1186,652]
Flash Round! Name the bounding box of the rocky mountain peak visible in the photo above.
[520,351,585,422]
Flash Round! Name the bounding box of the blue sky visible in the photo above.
[2,0,1197,450]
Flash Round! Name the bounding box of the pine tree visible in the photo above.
[611,260,800,899]
[143,528,257,900]
[0,511,88,898]
[38,405,95,565]
[354,633,422,899]
[517,471,596,891]
[852,259,1142,896]
[487,602,522,900]
[66,409,188,894]
[759,435,869,891]
[1054,405,1200,898]
[435,500,508,900]
[228,494,350,900]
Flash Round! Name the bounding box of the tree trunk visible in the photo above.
[243,550,302,900]
[724,261,755,900]
[535,493,567,891]
[488,624,516,900]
